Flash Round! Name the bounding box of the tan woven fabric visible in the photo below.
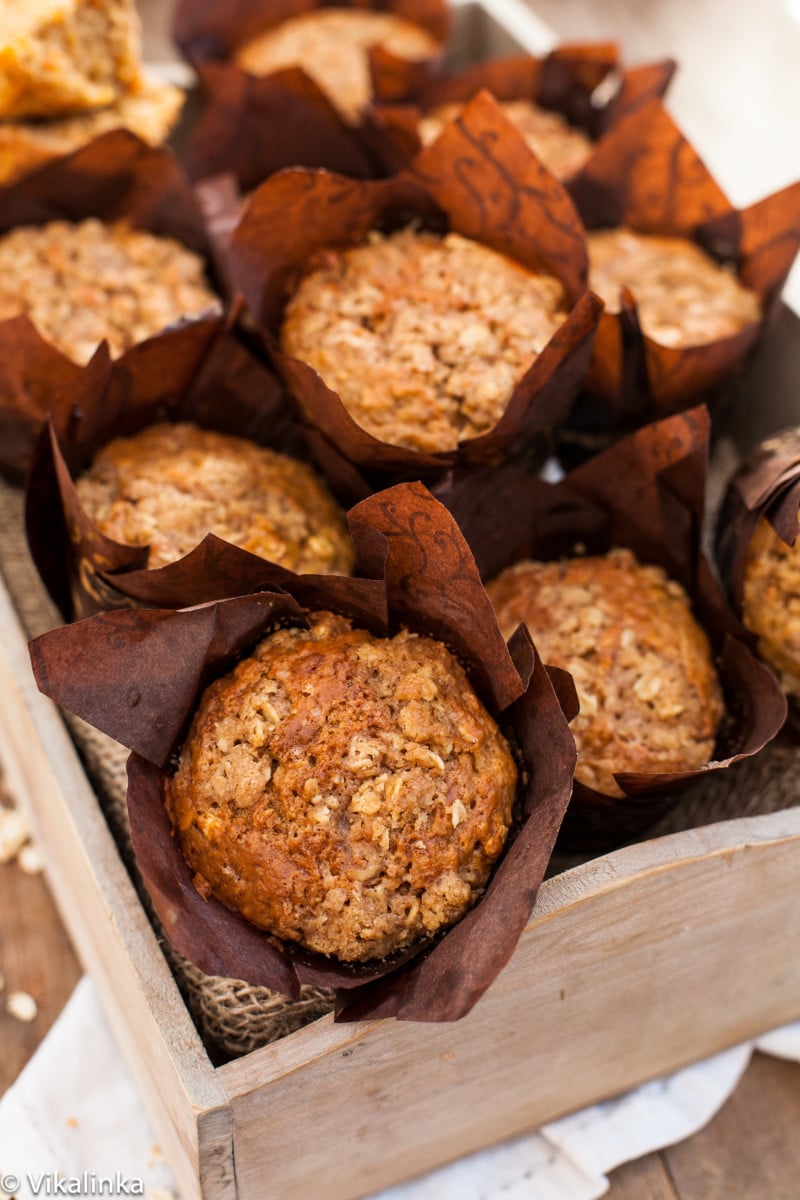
[1,461,798,1058]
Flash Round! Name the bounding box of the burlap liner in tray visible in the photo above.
[363,43,676,175]
[567,99,800,429]
[0,130,220,482]
[174,0,450,186]
[435,406,787,850]
[229,91,603,485]
[29,482,579,1024]
[1,465,797,1055]
[23,319,369,621]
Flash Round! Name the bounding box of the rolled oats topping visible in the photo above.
[76,422,354,574]
[0,218,219,363]
[742,512,800,698]
[589,228,761,348]
[281,227,569,454]
[487,547,723,796]
[419,99,593,179]
[167,611,517,961]
[235,9,440,124]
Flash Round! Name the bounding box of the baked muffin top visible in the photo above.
[418,98,593,179]
[588,228,761,348]
[0,218,218,363]
[742,512,800,698]
[167,611,517,962]
[75,422,354,575]
[234,8,440,124]
[280,227,569,454]
[487,548,723,796]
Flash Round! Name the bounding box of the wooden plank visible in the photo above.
[0,850,82,1092]
[663,1052,800,1200]
[606,1155,679,1200]
[219,827,800,1200]
[0,573,234,1200]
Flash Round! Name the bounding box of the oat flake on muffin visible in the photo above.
[280,227,569,454]
[167,611,517,962]
[588,228,761,348]
[0,218,219,364]
[418,99,593,179]
[487,547,723,797]
[234,8,440,124]
[742,513,800,699]
[75,422,354,575]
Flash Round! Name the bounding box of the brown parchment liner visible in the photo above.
[174,0,450,186]
[567,99,800,427]
[363,44,676,176]
[717,427,800,724]
[24,317,370,621]
[0,130,219,481]
[229,90,603,484]
[435,406,787,850]
[29,482,578,1022]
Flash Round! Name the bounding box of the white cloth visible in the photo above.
[1,977,798,1200]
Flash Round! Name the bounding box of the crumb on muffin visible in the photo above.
[280,227,569,454]
[418,98,593,179]
[167,611,517,961]
[487,547,723,796]
[75,422,354,575]
[0,218,219,363]
[742,512,800,698]
[588,228,761,348]
[0,0,142,120]
[234,8,441,124]
[0,76,184,185]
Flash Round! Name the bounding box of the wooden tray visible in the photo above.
[2,3,800,1198]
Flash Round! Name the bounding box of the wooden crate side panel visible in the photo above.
[224,838,800,1200]
[0,581,235,1200]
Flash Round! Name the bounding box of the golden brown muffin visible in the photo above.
[167,611,517,961]
[281,227,569,454]
[0,218,218,363]
[418,98,593,179]
[0,77,184,185]
[75,422,354,575]
[742,513,800,698]
[487,548,723,796]
[588,228,761,348]
[0,0,142,120]
[234,8,440,124]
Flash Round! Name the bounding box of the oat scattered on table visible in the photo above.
[6,990,38,1022]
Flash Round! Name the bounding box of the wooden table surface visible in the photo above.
[2,836,800,1198]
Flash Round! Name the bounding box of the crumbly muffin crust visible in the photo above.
[742,513,800,698]
[235,8,440,123]
[418,99,593,179]
[487,548,723,796]
[0,0,142,120]
[0,218,218,363]
[281,227,568,454]
[76,422,354,574]
[167,611,517,962]
[588,228,761,348]
[0,77,184,185]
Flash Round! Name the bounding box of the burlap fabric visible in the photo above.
[1,461,798,1058]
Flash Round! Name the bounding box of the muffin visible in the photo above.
[588,228,761,348]
[280,227,569,454]
[75,422,354,575]
[487,548,724,796]
[0,0,142,120]
[0,218,218,363]
[419,99,593,180]
[234,8,441,124]
[741,514,800,699]
[166,610,517,962]
[0,77,184,185]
